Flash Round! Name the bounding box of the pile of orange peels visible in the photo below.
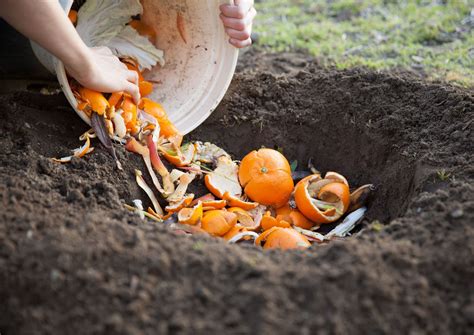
[55,15,374,250]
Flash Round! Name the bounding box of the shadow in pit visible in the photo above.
[190,114,420,224]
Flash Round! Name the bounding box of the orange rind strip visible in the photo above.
[53,133,93,163]
[223,192,258,210]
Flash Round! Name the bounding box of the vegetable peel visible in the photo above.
[135,169,163,215]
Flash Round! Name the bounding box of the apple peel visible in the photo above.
[168,173,196,203]
[135,169,164,216]
[126,138,166,195]
[293,226,325,243]
[146,135,174,196]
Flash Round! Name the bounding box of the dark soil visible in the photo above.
[1,50,473,335]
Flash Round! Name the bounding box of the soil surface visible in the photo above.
[1,50,473,335]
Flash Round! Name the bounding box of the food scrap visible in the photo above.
[55,0,374,251]
[124,140,373,250]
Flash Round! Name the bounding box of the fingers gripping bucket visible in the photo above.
[30,0,239,135]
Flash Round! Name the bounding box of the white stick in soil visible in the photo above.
[326,207,367,238]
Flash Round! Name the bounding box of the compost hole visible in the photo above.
[190,113,417,224]
[187,69,427,226]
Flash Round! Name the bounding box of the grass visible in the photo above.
[437,169,452,181]
[254,0,474,86]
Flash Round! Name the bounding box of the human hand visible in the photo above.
[1,1,140,102]
[220,0,257,48]
[65,46,141,103]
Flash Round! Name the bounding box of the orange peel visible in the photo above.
[255,226,280,247]
[204,156,241,199]
[227,207,260,230]
[124,61,145,82]
[121,96,138,132]
[325,171,349,187]
[124,203,164,222]
[275,203,293,222]
[256,227,311,250]
[201,200,227,211]
[68,10,78,25]
[288,211,313,230]
[223,192,258,210]
[139,81,153,97]
[275,203,313,229]
[78,88,109,115]
[147,207,172,221]
[165,194,194,213]
[246,205,268,227]
[318,182,350,212]
[73,134,92,158]
[140,98,181,141]
[52,133,93,163]
[177,201,203,225]
[108,92,124,108]
[238,148,294,208]
[261,211,291,231]
[191,193,215,204]
[294,173,350,224]
[201,210,237,236]
[160,142,196,167]
[129,19,157,41]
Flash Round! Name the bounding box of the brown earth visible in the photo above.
[1,50,473,335]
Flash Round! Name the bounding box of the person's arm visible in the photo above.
[220,0,257,48]
[0,0,140,102]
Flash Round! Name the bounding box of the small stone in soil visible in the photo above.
[449,208,464,218]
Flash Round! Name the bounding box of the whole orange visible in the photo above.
[238,148,294,208]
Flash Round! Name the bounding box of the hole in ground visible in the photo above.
[190,107,417,224]
[189,69,427,225]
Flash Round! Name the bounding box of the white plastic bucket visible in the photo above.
[31,0,238,135]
